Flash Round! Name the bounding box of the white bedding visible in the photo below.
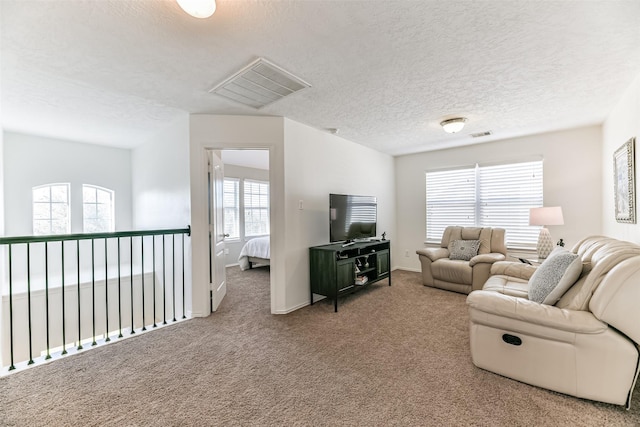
[238,236,270,270]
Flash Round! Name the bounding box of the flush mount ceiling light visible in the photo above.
[440,117,467,134]
[177,0,216,18]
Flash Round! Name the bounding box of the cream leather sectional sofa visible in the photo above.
[467,236,640,407]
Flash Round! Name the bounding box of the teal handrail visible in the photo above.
[0,226,190,245]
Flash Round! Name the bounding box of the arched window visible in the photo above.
[83,185,115,232]
[32,183,71,235]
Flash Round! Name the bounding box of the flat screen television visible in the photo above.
[330,193,377,243]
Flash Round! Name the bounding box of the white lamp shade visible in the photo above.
[177,0,216,18]
[440,118,467,133]
[529,206,564,226]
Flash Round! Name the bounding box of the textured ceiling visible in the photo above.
[2,0,640,155]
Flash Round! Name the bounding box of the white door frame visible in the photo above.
[190,141,282,317]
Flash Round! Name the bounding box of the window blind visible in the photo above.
[426,167,476,241]
[244,180,270,236]
[426,160,543,249]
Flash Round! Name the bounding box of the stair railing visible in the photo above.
[0,226,190,372]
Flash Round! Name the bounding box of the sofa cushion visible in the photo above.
[528,249,582,305]
[490,261,537,281]
[432,259,473,285]
[555,263,591,310]
[449,239,480,261]
[556,247,640,310]
[482,275,529,298]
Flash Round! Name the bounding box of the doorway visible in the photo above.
[208,149,271,312]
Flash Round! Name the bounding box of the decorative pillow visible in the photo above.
[528,249,582,305]
[448,239,481,261]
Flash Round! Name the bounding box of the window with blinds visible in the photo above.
[223,178,240,239]
[426,160,543,249]
[244,180,270,237]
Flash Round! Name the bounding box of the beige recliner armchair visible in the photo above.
[467,236,640,407]
[416,226,507,294]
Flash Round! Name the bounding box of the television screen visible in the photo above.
[330,194,377,242]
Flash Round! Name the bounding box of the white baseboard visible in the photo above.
[392,266,421,273]
[273,299,314,314]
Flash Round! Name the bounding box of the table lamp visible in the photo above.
[529,206,564,259]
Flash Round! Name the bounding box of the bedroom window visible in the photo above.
[83,185,115,232]
[426,160,543,249]
[32,183,71,235]
[223,178,240,239]
[244,180,270,237]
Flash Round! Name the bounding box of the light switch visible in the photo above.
[298,200,304,210]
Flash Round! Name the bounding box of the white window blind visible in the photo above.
[83,184,115,232]
[223,178,240,239]
[244,180,270,237]
[425,167,476,240]
[426,160,543,249]
[33,183,71,235]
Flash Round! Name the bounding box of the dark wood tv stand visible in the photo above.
[309,240,391,312]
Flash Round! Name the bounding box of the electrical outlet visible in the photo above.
[404,250,409,257]
[224,248,229,255]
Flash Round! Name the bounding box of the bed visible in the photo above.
[238,236,270,270]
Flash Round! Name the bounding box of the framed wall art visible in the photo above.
[614,137,636,223]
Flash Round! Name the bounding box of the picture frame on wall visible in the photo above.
[614,137,636,224]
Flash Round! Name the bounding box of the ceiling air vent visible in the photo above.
[471,131,492,138]
[210,58,311,109]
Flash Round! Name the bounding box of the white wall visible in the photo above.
[395,126,603,271]
[602,73,640,240]
[130,115,192,316]
[0,129,4,236]
[131,116,191,230]
[3,132,132,235]
[2,133,135,295]
[223,163,269,266]
[283,119,396,311]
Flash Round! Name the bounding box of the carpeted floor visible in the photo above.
[1,267,639,426]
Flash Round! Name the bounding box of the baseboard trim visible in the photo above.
[273,299,313,314]
[393,267,421,273]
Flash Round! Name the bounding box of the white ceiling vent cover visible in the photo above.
[210,58,311,109]
[471,130,492,138]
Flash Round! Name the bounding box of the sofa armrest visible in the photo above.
[469,252,505,267]
[416,247,449,262]
[490,261,537,280]
[466,290,607,334]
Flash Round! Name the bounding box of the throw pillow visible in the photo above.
[448,239,481,261]
[528,249,582,305]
